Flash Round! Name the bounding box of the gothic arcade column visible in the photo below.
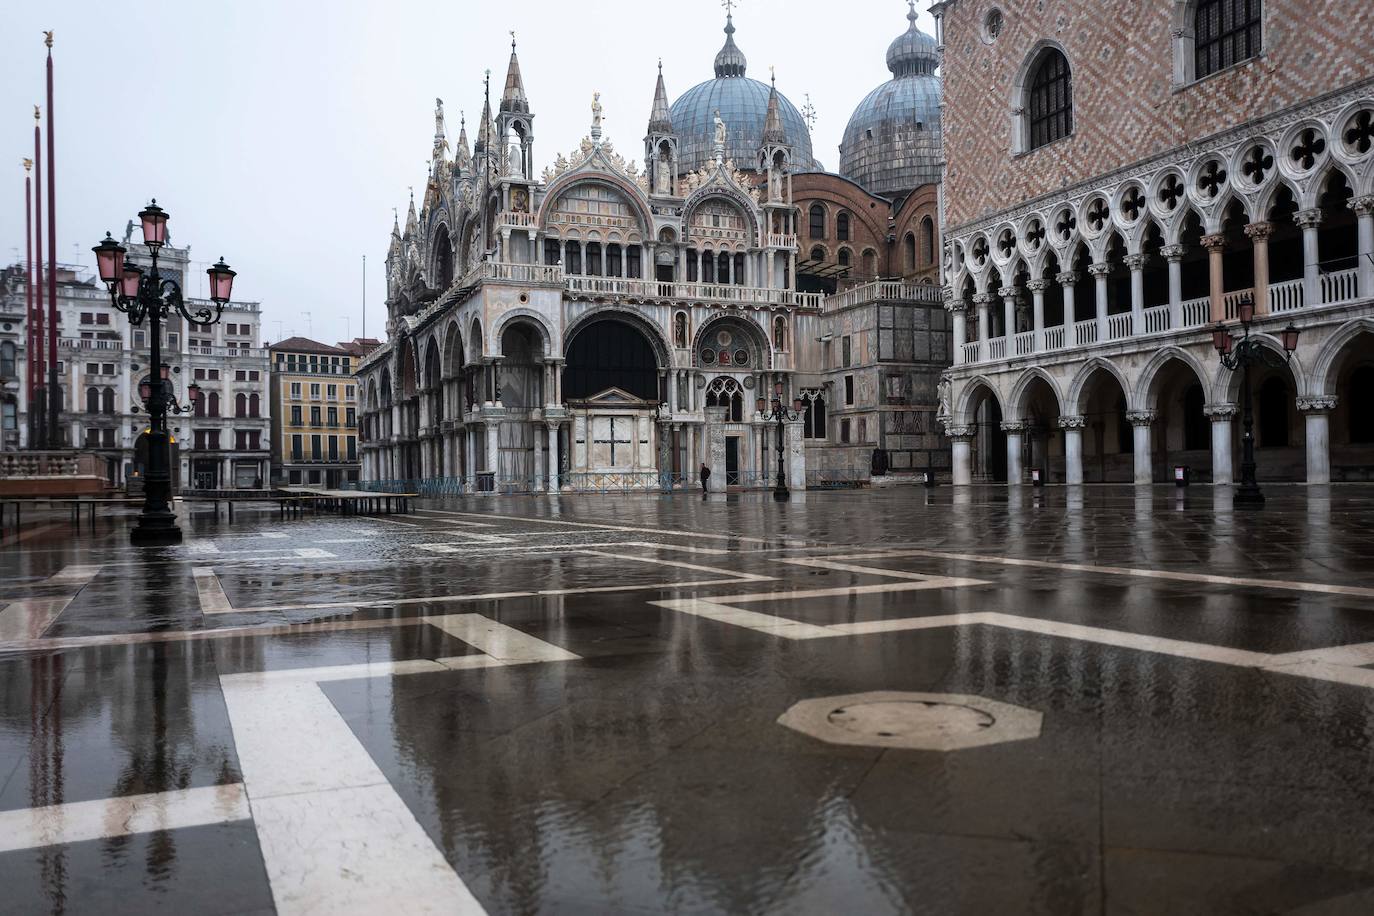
[485,419,500,480]
[1001,421,1025,484]
[998,287,1017,340]
[946,425,974,486]
[1161,245,1185,328]
[1205,404,1237,486]
[1244,222,1273,315]
[1351,197,1374,299]
[1125,254,1146,335]
[1127,410,1156,485]
[946,292,968,364]
[545,421,561,492]
[1298,396,1338,485]
[1202,233,1227,323]
[1294,209,1323,308]
[973,293,992,359]
[1058,415,1087,486]
[1028,279,1047,351]
[1088,263,1110,340]
[1057,272,1078,338]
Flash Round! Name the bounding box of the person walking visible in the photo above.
[699,463,711,494]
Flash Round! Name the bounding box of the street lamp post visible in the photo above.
[756,382,802,501]
[1212,293,1299,507]
[93,201,236,545]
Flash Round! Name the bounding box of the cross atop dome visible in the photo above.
[714,4,747,78]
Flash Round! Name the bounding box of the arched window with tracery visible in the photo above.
[809,204,826,239]
[705,377,744,422]
[1027,48,1073,150]
[773,316,787,351]
[1195,0,1262,79]
[836,212,850,241]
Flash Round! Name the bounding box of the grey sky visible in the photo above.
[1,0,936,348]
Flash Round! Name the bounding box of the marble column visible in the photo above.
[546,422,560,492]
[1294,209,1323,307]
[1088,263,1111,340]
[1298,396,1338,485]
[1127,410,1157,485]
[946,292,968,364]
[1205,404,1237,486]
[973,293,993,358]
[1244,221,1274,315]
[947,425,975,486]
[1125,254,1146,335]
[1161,244,1185,328]
[1058,415,1087,485]
[485,419,500,480]
[1057,272,1078,342]
[1027,279,1047,351]
[1202,232,1227,322]
[1351,196,1374,300]
[1001,421,1026,484]
[998,286,1017,340]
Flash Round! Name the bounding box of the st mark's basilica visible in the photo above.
[355,5,948,492]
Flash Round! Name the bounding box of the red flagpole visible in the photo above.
[32,108,45,450]
[45,34,59,448]
[23,160,33,446]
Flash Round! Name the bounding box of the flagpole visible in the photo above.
[23,159,34,448]
[32,107,46,451]
[45,32,59,448]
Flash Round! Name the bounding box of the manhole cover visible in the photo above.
[779,691,1042,751]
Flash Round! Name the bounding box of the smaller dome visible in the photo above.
[886,2,939,77]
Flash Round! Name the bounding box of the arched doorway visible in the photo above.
[1145,356,1210,482]
[562,317,664,481]
[1017,374,1062,482]
[967,384,1006,482]
[497,322,545,486]
[1077,365,1132,482]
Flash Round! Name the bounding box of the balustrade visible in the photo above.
[562,274,823,309]
[1013,331,1035,356]
[1222,288,1255,320]
[1043,326,1066,350]
[960,341,981,364]
[1269,277,1305,313]
[1073,320,1098,347]
[987,337,1007,360]
[1107,313,1133,340]
[1142,305,1171,334]
[1180,296,1209,328]
[826,281,943,310]
[1321,267,1358,304]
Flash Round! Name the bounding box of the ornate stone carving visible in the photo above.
[942,423,975,440]
[1126,409,1157,427]
[1056,415,1087,430]
[1243,221,1275,242]
[1297,395,1339,413]
[997,286,1019,300]
[971,292,994,305]
[1123,254,1147,271]
[1055,271,1079,286]
[1160,244,1186,261]
[1203,403,1238,420]
[999,420,1028,434]
[1086,263,1112,278]
[1200,232,1227,251]
[1293,208,1324,230]
[1348,195,1374,216]
[1026,279,1049,293]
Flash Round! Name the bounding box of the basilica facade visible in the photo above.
[357,8,948,493]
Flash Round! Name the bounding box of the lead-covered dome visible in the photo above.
[669,14,818,175]
[840,2,942,198]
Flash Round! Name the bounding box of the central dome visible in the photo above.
[669,14,818,175]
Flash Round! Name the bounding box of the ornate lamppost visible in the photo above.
[756,382,802,501]
[1212,293,1299,507]
[93,201,237,544]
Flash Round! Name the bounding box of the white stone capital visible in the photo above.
[1297,395,1339,413]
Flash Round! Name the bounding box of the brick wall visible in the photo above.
[941,0,1374,229]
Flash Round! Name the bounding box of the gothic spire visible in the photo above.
[501,33,528,112]
[404,189,418,237]
[474,72,493,154]
[455,112,471,171]
[762,68,786,143]
[648,59,673,134]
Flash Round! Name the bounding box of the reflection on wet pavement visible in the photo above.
[4,485,1374,913]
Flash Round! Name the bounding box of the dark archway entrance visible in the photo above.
[563,318,661,401]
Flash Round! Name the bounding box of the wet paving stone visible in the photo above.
[5,484,1374,912]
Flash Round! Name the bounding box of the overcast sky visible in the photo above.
[0,0,936,348]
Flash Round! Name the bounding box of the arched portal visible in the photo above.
[1015,373,1062,482]
[1076,364,1132,482]
[563,318,660,401]
[1144,356,1211,482]
[965,383,1006,482]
